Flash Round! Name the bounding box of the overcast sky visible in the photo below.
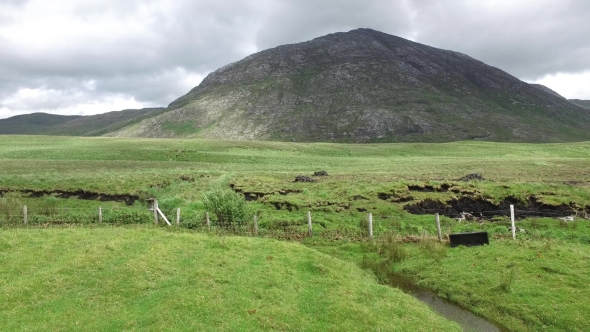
[1,0,590,119]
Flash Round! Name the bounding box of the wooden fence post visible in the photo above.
[307,211,312,237]
[156,208,171,226]
[510,205,516,240]
[153,200,159,225]
[206,212,211,231]
[368,213,373,239]
[23,205,27,224]
[435,213,442,241]
[98,207,102,223]
[176,208,180,225]
[253,215,258,236]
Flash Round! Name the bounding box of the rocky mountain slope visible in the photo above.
[0,108,165,136]
[110,28,590,142]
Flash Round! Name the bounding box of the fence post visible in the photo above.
[307,211,312,237]
[23,205,27,224]
[206,212,211,231]
[153,200,159,224]
[368,213,373,239]
[98,207,102,223]
[176,208,180,225]
[435,213,442,241]
[510,205,516,240]
[253,215,258,236]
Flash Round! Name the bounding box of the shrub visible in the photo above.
[0,193,23,221]
[202,186,251,226]
[379,235,408,263]
[419,237,447,262]
[38,197,58,216]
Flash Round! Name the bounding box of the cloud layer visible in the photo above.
[1,0,589,118]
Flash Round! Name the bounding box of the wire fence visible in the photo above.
[1,201,588,243]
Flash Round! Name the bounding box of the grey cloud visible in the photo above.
[255,0,415,50]
[0,0,30,5]
[0,0,266,116]
[411,0,590,80]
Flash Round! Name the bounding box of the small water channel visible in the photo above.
[385,273,503,332]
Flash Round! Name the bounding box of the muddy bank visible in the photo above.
[378,192,414,202]
[229,184,302,201]
[0,189,139,206]
[407,183,452,192]
[403,195,577,219]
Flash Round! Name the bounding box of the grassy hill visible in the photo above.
[49,108,167,136]
[0,108,166,136]
[0,113,82,135]
[0,227,459,331]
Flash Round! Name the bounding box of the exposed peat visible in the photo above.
[0,188,139,206]
[403,195,576,219]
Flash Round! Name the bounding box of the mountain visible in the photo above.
[0,108,166,136]
[110,28,590,142]
[569,99,590,108]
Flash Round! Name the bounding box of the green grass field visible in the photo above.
[0,227,460,331]
[1,135,590,331]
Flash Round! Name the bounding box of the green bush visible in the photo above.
[202,186,251,226]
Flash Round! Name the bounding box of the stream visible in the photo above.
[385,273,503,332]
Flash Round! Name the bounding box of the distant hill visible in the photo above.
[0,108,166,136]
[49,108,167,136]
[569,99,590,108]
[0,113,82,135]
[109,28,590,143]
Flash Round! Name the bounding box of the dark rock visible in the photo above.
[180,175,195,182]
[458,173,485,181]
[294,175,316,183]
